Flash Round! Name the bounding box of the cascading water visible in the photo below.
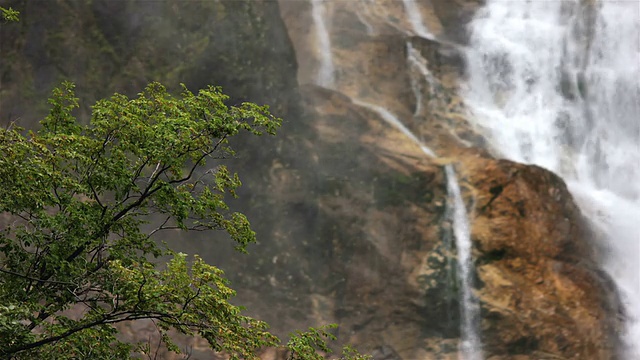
[407,43,430,117]
[351,99,437,158]
[464,1,640,356]
[310,0,334,88]
[310,0,483,356]
[405,42,483,360]
[445,165,483,360]
[352,97,483,359]
[406,42,449,119]
[401,0,436,40]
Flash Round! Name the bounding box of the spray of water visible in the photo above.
[464,1,640,356]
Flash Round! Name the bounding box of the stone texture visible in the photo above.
[461,153,623,359]
[276,0,623,358]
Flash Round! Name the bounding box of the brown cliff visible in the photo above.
[275,0,623,358]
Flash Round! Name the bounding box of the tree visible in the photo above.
[0,81,282,358]
[1,6,19,22]
[0,81,369,360]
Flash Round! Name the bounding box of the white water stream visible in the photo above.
[351,99,436,158]
[352,98,482,359]
[348,5,482,357]
[310,0,335,88]
[445,165,483,360]
[464,1,640,357]
[401,0,436,40]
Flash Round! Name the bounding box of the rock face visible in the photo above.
[463,155,622,359]
[274,0,623,359]
[0,0,624,359]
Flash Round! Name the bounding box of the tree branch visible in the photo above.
[0,267,76,287]
[3,311,178,356]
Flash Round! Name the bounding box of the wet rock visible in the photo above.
[277,0,622,358]
[459,154,623,359]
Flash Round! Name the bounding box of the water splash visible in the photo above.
[310,0,335,88]
[464,1,640,356]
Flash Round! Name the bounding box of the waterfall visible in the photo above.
[351,99,437,158]
[353,98,483,358]
[401,0,436,40]
[406,42,447,119]
[310,0,335,88]
[407,42,431,117]
[445,165,483,360]
[355,2,376,36]
[464,1,640,356]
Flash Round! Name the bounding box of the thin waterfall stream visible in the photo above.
[352,99,482,359]
[310,0,334,88]
[406,38,484,359]
[345,3,483,356]
[444,165,483,360]
[401,0,436,40]
[351,99,436,158]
